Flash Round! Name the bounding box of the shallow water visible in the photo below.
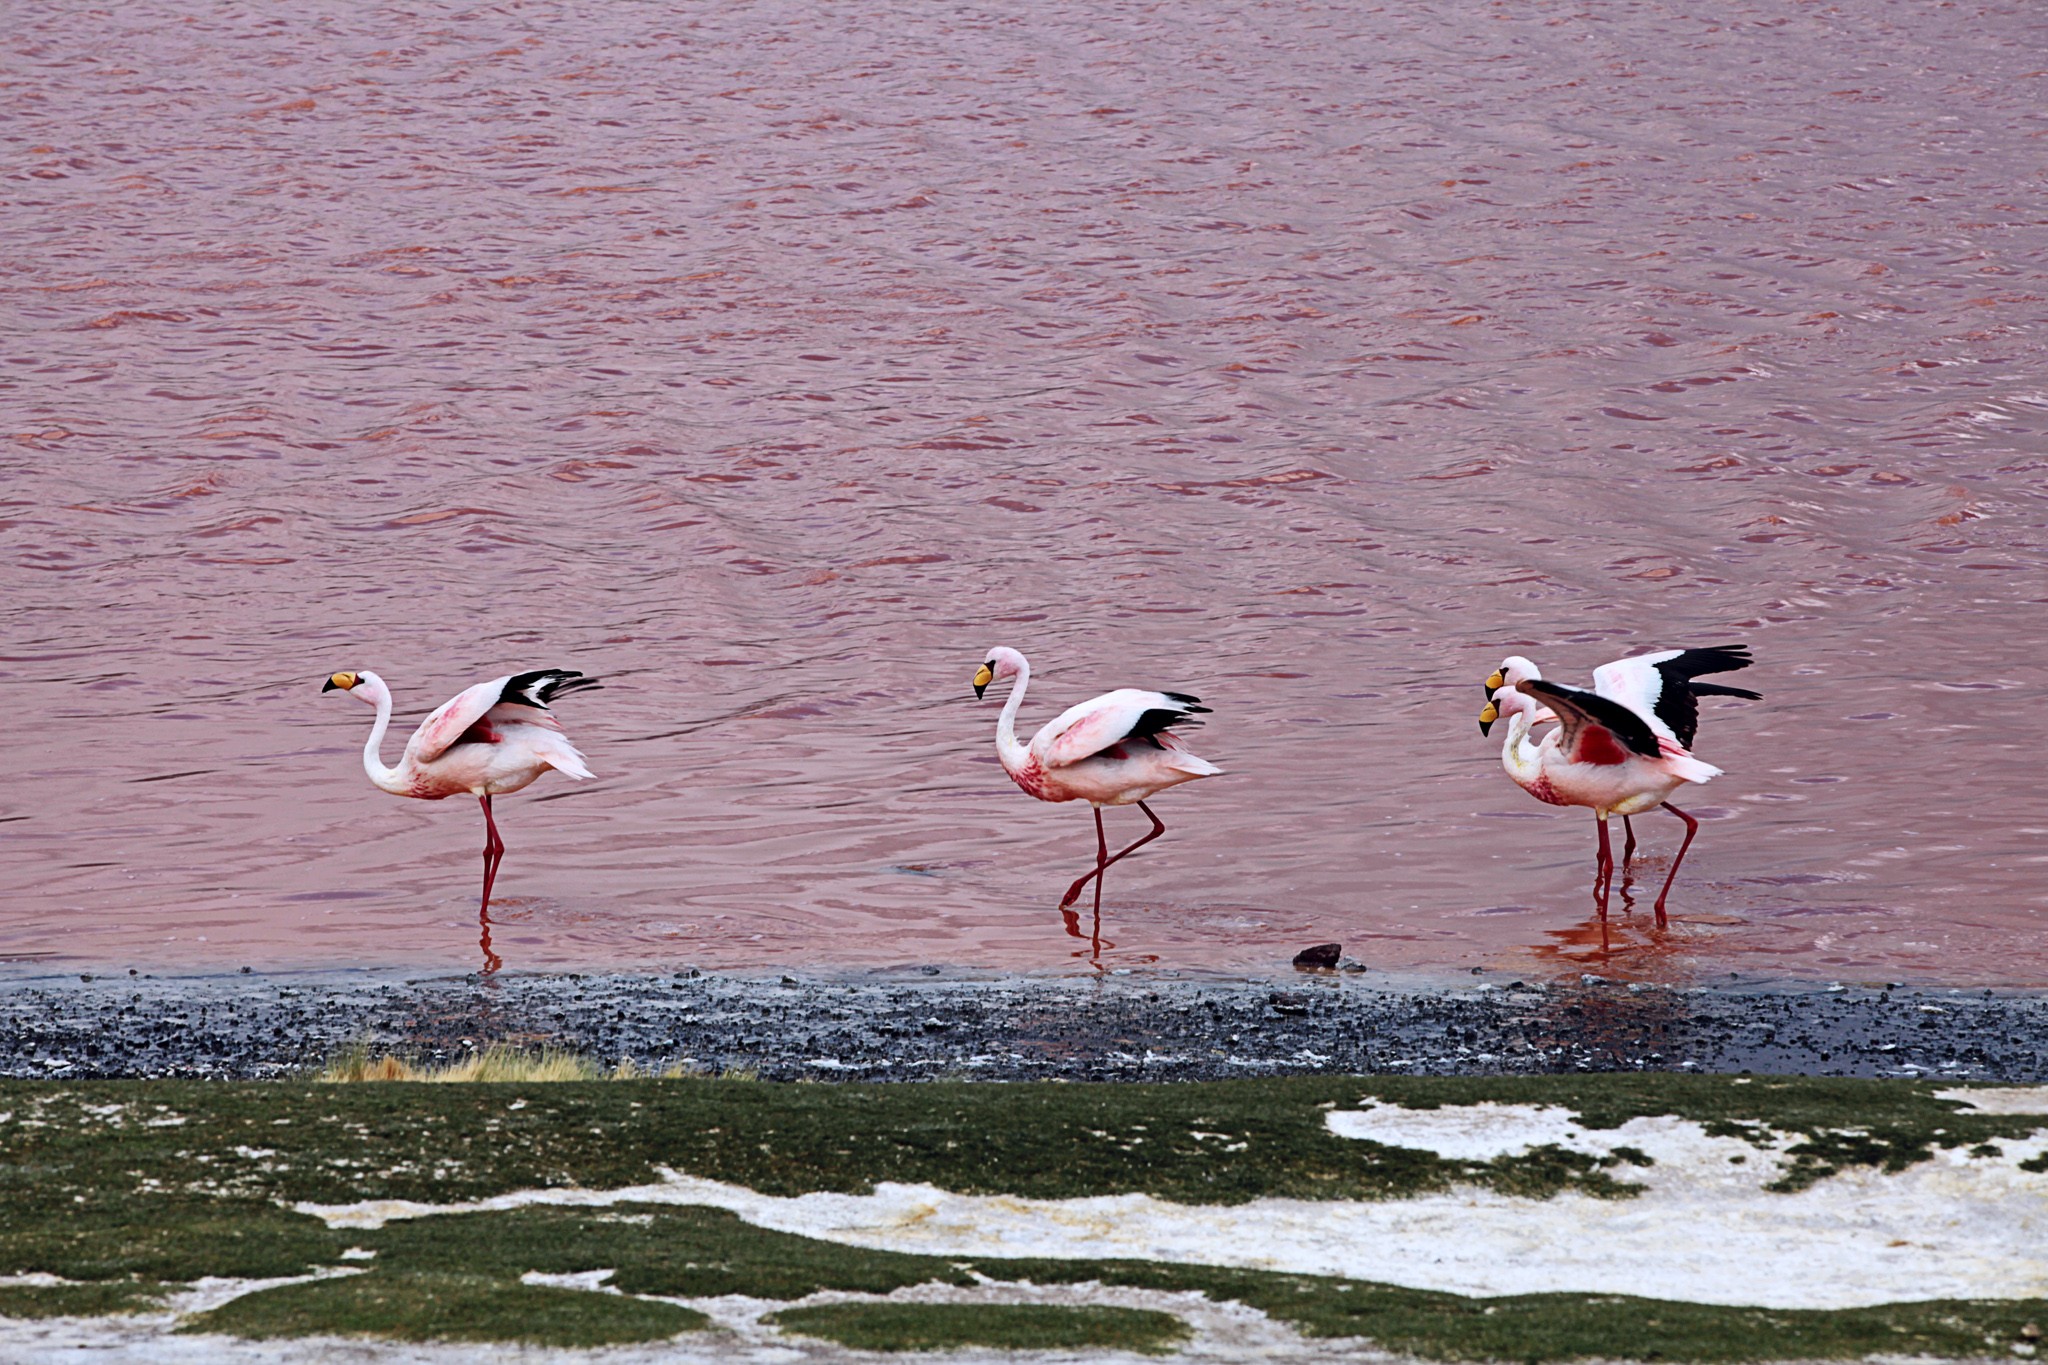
[3,0,2045,984]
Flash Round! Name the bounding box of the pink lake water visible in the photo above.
[3,0,2045,985]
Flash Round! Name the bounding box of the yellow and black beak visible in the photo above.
[322,671,358,693]
[1484,669,1504,701]
[972,662,993,700]
[1479,698,1499,736]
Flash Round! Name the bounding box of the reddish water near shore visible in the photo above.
[4,0,2045,985]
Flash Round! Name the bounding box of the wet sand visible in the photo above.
[3,969,2040,1082]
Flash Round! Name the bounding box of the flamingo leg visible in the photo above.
[1621,816,1637,867]
[1058,803,1170,909]
[1652,803,1700,927]
[479,794,506,916]
[1060,809,1113,910]
[1594,815,1613,916]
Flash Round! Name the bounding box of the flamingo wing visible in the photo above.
[1032,688,1209,769]
[1594,646,1758,747]
[408,669,602,764]
[1521,679,1663,767]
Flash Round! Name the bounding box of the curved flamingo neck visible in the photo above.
[1498,702,1546,787]
[355,672,408,794]
[994,656,1032,776]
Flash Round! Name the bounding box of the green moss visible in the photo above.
[767,1302,1191,1353]
[366,1204,977,1300]
[1,1075,2044,1359]
[184,1271,708,1346]
[1,1076,2036,1221]
[972,1263,2046,1362]
[0,1189,345,1282]
[0,1281,169,1318]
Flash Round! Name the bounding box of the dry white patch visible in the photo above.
[163,1268,366,1315]
[678,1278,1333,1360]
[520,1268,619,1294]
[1325,1101,1617,1158]
[295,1106,2048,1311]
[1938,1086,2048,1115]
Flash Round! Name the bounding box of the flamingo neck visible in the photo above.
[994,658,1032,776]
[1500,708,1544,785]
[357,673,408,794]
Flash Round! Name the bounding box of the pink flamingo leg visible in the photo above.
[1059,803,1170,909]
[477,795,506,975]
[1621,816,1637,866]
[1652,803,1700,927]
[1061,808,1113,911]
[1593,815,1613,916]
[478,795,506,915]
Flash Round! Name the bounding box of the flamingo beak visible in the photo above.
[1484,669,1504,700]
[323,672,358,693]
[972,663,993,700]
[1479,699,1499,736]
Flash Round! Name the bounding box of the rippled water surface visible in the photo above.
[5,0,2045,983]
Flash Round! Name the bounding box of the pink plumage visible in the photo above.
[974,646,1220,920]
[322,667,600,968]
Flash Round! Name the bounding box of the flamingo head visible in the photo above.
[1480,682,1541,736]
[1485,654,1542,700]
[321,670,384,705]
[973,646,1027,699]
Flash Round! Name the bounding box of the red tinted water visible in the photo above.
[4,0,2044,984]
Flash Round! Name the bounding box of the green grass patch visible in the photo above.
[0,1280,170,1318]
[4,1074,2034,1222]
[974,1262,2047,1361]
[767,1302,1192,1353]
[184,1271,708,1346]
[0,1074,2042,1358]
[367,1204,975,1300]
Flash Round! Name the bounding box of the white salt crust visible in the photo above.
[295,1105,2048,1310]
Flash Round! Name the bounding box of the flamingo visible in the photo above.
[1484,646,1759,865]
[972,647,1221,919]
[321,669,601,961]
[1478,678,1724,924]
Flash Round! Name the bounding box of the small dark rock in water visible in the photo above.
[1293,943,1342,971]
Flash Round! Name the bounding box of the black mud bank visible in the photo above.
[0,970,2041,1081]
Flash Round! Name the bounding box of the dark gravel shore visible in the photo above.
[1,968,2042,1081]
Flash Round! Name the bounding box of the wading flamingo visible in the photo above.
[321,669,600,965]
[1485,646,1758,865]
[972,647,1221,921]
[1478,679,1723,924]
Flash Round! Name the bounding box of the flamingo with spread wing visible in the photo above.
[1480,675,1728,923]
[1484,646,1758,870]
[972,646,1221,919]
[321,668,601,955]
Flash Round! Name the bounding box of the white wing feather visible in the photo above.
[1031,689,1191,769]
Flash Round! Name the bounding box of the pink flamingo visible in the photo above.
[1485,646,1758,865]
[321,669,600,962]
[973,647,1221,919]
[1479,678,1723,925]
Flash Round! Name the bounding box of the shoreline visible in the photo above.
[1,968,2041,1082]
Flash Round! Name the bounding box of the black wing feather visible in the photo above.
[499,668,603,709]
[1523,679,1663,759]
[1128,706,1203,739]
[1650,646,1757,745]
[1687,682,1762,701]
